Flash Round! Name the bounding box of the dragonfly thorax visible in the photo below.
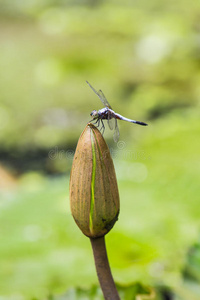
[98,107,108,114]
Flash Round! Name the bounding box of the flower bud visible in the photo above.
[69,123,120,238]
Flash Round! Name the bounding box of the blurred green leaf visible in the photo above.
[51,283,156,300]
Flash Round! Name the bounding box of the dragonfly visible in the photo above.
[87,81,148,142]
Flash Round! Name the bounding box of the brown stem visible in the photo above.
[90,236,120,300]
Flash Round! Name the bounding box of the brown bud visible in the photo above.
[69,123,120,238]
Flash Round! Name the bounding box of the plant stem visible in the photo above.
[90,236,120,300]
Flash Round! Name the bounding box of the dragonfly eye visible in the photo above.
[90,110,98,117]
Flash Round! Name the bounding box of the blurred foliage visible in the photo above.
[0,0,200,299]
[51,283,156,300]
[178,238,200,300]
[183,239,200,284]
[0,0,200,173]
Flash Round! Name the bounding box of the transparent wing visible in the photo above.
[105,109,113,130]
[98,90,112,109]
[113,118,120,143]
[86,81,112,109]
[107,118,115,130]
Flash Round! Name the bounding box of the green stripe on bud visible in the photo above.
[89,132,96,234]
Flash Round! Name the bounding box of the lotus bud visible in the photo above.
[69,123,120,238]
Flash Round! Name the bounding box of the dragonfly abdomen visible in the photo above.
[115,113,148,126]
[134,120,148,126]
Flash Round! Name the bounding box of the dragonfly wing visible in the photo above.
[86,81,100,98]
[106,109,114,130]
[98,89,113,109]
[86,81,113,109]
[113,118,120,142]
[107,118,115,130]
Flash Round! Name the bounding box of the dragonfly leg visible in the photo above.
[99,119,105,135]
[97,119,101,128]
[101,120,105,135]
[88,118,100,126]
[99,120,103,131]
[94,119,100,126]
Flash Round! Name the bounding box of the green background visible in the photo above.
[0,0,200,299]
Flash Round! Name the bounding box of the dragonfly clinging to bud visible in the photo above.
[87,81,148,142]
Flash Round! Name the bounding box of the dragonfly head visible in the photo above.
[90,110,99,119]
